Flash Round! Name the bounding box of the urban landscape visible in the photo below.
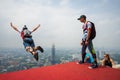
[0,45,120,73]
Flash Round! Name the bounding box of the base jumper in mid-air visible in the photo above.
[10,22,44,61]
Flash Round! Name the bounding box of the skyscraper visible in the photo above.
[51,44,56,65]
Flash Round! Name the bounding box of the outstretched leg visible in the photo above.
[23,38,39,61]
[33,46,44,53]
[26,46,35,55]
[26,46,39,61]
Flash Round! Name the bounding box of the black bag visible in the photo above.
[23,29,32,38]
[87,21,96,40]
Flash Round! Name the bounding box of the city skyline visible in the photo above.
[0,47,120,73]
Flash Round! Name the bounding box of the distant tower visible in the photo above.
[51,44,56,65]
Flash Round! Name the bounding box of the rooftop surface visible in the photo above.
[0,62,120,80]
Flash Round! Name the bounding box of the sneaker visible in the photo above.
[88,62,98,69]
[34,52,39,61]
[77,61,84,64]
[37,46,44,53]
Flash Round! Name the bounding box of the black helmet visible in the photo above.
[23,25,28,30]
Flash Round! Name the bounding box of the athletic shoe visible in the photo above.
[34,52,39,61]
[88,62,98,69]
[77,61,84,64]
[37,46,44,53]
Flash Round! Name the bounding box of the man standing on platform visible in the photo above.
[77,15,98,69]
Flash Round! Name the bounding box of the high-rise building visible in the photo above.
[51,44,56,65]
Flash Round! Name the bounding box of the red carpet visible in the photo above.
[0,62,120,80]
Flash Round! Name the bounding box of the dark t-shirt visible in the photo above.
[105,60,112,67]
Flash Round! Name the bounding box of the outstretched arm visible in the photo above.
[31,24,40,33]
[10,22,20,33]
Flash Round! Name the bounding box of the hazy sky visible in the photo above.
[0,0,120,49]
